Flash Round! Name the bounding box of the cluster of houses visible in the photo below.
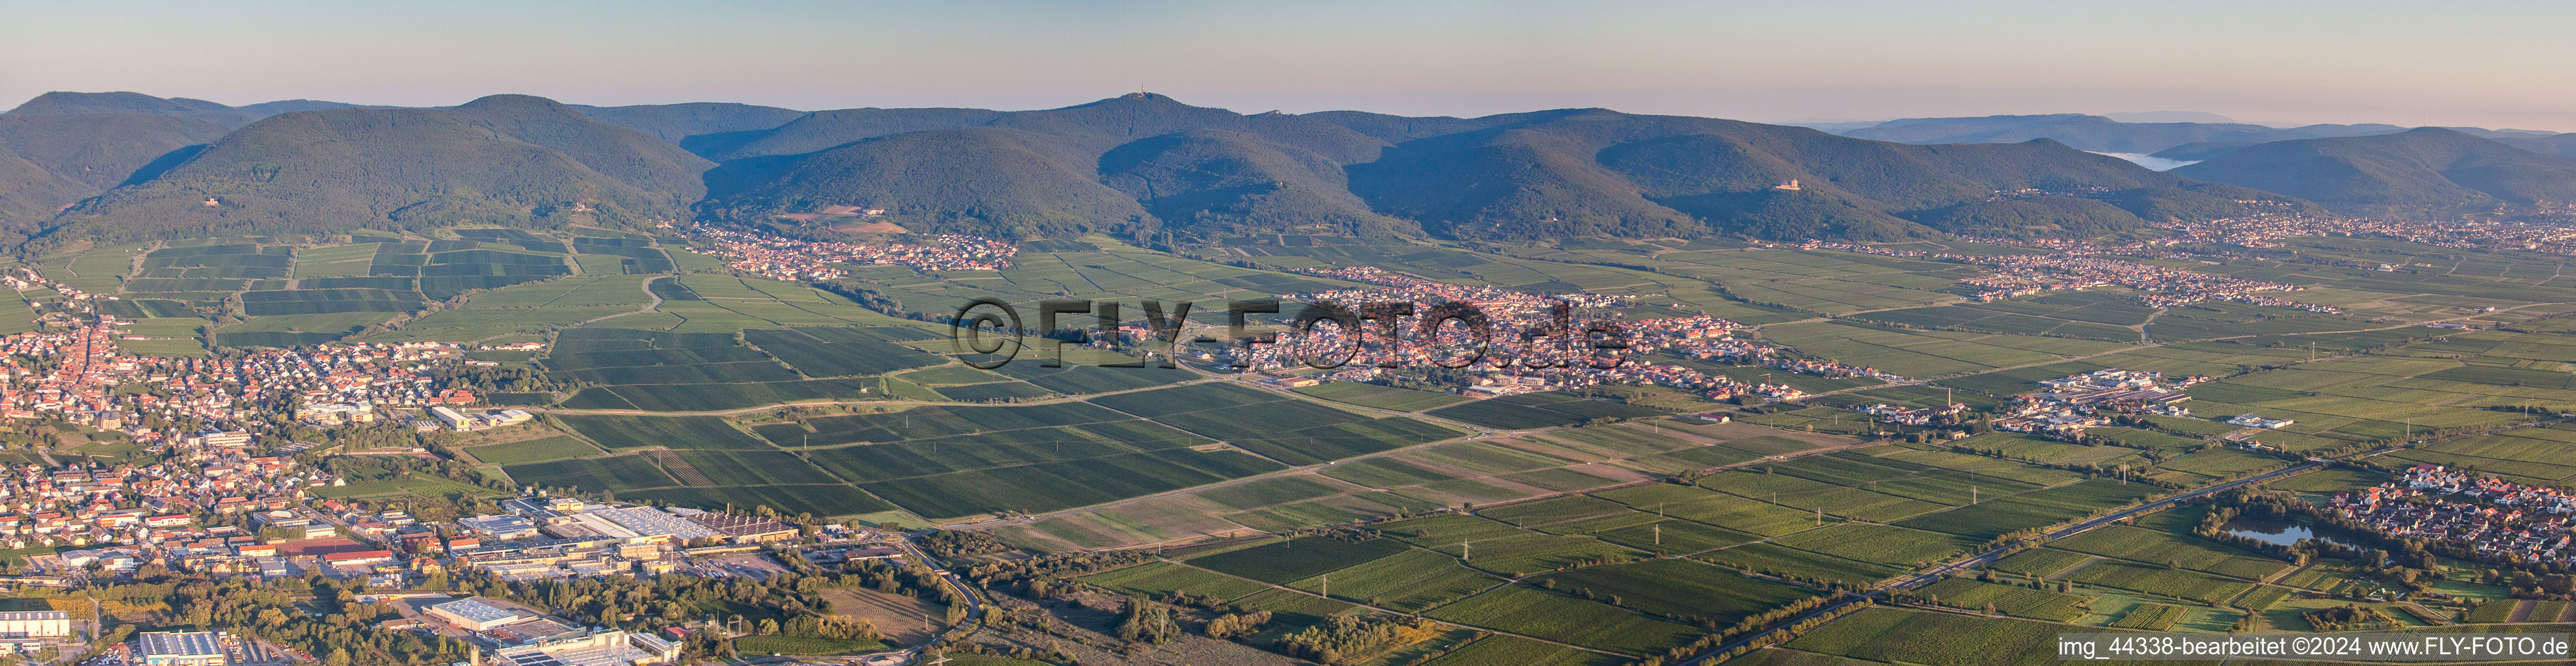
[1183,267,1889,403]
[0,443,343,579]
[1764,236,2342,315]
[1,265,508,447]
[1962,254,2341,313]
[2402,464,2576,514]
[692,224,1016,280]
[2324,464,2576,565]
[1996,369,2197,436]
[1857,402,1968,425]
[2157,213,2576,256]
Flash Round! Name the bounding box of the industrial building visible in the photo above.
[492,630,680,666]
[132,631,230,666]
[0,611,68,654]
[426,597,530,632]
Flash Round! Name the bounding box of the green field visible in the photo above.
[1295,382,1473,411]
[464,436,602,465]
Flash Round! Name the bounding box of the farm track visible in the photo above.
[568,273,664,328]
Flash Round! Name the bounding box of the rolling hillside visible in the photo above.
[44,94,714,245]
[2170,127,2576,211]
[1840,113,2413,154]
[708,95,2303,241]
[6,90,2344,245]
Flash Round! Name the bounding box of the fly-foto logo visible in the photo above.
[946,298,1633,371]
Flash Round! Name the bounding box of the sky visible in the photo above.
[8,0,2574,131]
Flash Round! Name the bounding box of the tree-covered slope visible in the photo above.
[44,95,711,244]
[705,94,1408,238]
[7,90,2333,245]
[5,91,264,128]
[0,113,236,191]
[1347,109,2251,241]
[702,126,1151,238]
[0,146,92,243]
[1842,113,2412,154]
[2171,127,2576,211]
[712,107,1010,161]
[570,101,804,148]
[1099,129,1415,237]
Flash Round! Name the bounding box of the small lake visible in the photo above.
[2221,517,2357,547]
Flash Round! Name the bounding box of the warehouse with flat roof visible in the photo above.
[0,611,69,638]
[427,597,530,631]
[133,631,228,666]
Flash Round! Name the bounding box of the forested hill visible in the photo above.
[8,91,2334,246]
[568,102,806,152]
[2171,127,2576,213]
[41,95,715,246]
[1837,113,2415,155]
[701,93,2311,242]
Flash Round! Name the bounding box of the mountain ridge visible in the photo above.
[0,91,2381,246]
[2171,127,2576,212]
[40,95,713,245]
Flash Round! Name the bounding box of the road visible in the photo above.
[570,273,665,327]
[1678,459,2322,665]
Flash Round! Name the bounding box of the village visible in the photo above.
[688,224,1017,280]
[0,267,922,666]
[1131,267,1907,404]
[2324,463,2576,565]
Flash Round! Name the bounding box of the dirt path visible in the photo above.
[2048,556,2110,582]
[572,274,665,326]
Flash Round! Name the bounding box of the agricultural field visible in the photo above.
[463,435,602,465]
[1427,392,1673,429]
[985,420,1851,552]
[1294,382,1473,412]
[1090,383,1460,465]
[733,400,1296,518]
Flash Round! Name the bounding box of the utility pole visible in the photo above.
[1654,524,1661,546]
[1461,541,1470,561]
[1971,486,1978,505]
[1320,574,1328,600]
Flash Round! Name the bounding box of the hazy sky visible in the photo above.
[9,0,2573,130]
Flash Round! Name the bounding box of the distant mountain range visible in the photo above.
[2169,127,2576,212]
[1831,113,2564,156]
[5,92,2576,248]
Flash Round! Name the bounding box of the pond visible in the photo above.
[2221,516,2358,548]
